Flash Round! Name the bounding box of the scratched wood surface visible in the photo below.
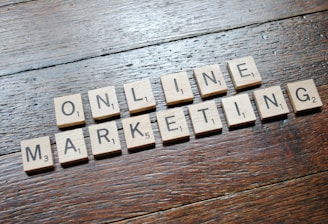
[0,0,327,223]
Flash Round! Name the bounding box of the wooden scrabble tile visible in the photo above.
[20,136,54,173]
[55,128,88,166]
[161,71,194,106]
[54,93,85,128]
[122,114,155,151]
[194,64,227,98]
[253,85,289,120]
[88,121,121,157]
[123,79,156,114]
[156,107,190,144]
[88,86,120,120]
[286,79,323,113]
[188,100,222,136]
[221,93,256,128]
[227,56,262,90]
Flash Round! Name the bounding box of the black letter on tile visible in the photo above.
[165,115,178,131]
[296,87,310,102]
[202,71,217,86]
[132,88,143,102]
[197,108,209,123]
[97,128,110,144]
[26,145,42,162]
[65,138,78,154]
[237,63,250,77]
[264,93,278,109]
[96,93,110,109]
[62,101,75,116]
[130,122,144,138]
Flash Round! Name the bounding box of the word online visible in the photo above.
[20,56,323,173]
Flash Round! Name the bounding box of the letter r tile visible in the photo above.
[20,136,54,173]
[286,79,323,113]
[54,93,85,128]
[123,79,156,114]
[227,56,262,90]
[156,107,190,144]
[122,114,155,152]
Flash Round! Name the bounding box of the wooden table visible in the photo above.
[1,0,327,223]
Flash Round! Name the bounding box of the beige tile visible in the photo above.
[123,79,156,114]
[221,93,256,128]
[54,93,85,128]
[227,56,262,90]
[88,86,120,120]
[156,107,190,144]
[253,85,289,120]
[188,100,222,136]
[161,71,194,106]
[88,121,121,157]
[20,136,54,173]
[122,114,155,151]
[194,64,227,98]
[286,79,323,113]
[55,128,88,166]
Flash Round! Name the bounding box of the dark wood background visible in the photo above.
[1,0,327,223]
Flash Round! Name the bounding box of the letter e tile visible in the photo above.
[122,114,155,152]
[227,56,262,90]
[222,93,256,128]
[286,79,323,113]
[156,108,190,144]
[54,93,85,128]
[55,128,88,166]
[21,136,54,173]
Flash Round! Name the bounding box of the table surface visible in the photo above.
[1,0,327,223]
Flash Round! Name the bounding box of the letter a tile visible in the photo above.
[194,64,227,98]
[161,72,194,106]
[21,136,54,173]
[188,101,222,136]
[253,85,289,120]
[227,56,262,90]
[55,128,88,166]
[124,79,156,114]
[156,108,190,144]
[221,93,256,128]
[54,93,85,128]
[88,86,120,120]
[89,121,121,158]
[286,79,323,113]
[122,114,155,152]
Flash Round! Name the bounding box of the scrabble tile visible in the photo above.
[20,136,54,173]
[253,85,289,120]
[54,93,85,128]
[221,93,256,128]
[88,121,121,157]
[88,86,120,120]
[188,101,222,136]
[156,107,190,144]
[286,79,323,113]
[122,114,155,151]
[227,56,262,90]
[161,71,194,106]
[123,79,156,114]
[55,128,88,166]
[194,64,227,98]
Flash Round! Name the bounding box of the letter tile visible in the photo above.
[88,121,121,158]
[161,71,194,106]
[227,56,262,90]
[188,101,222,136]
[123,79,156,114]
[122,114,155,151]
[253,85,289,120]
[286,79,323,113]
[221,93,256,128]
[54,93,85,128]
[156,107,190,144]
[194,64,227,98]
[20,136,54,173]
[55,128,88,166]
[88,86,120,120]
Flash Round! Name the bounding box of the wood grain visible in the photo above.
[0,0,327,76]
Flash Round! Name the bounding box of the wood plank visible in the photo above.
[120,172,328,224]
[0,0,31,8]
[0,84,327,223]
[0,11,327,155]
[0,0,327,76]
